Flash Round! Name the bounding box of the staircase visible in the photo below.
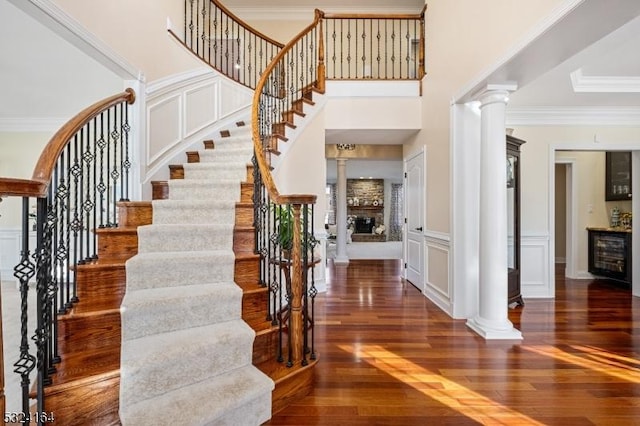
[39,118,317,424]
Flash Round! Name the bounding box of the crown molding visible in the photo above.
[0,117,66,133]
[570,68,640,93]
[506,106,640,126]
[8,0,143,82]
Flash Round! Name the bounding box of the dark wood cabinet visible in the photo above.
[507,135,525,307]
[588,228,632,285]
[605,152,632,201]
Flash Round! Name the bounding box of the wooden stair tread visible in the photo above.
[74,260,126,269]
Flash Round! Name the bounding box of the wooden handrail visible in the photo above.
[0,89,135,199]
[251,11,322,207]
[207,0,284,49]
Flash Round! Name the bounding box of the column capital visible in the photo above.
[474,82,518,107]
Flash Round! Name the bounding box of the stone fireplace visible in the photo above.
[346,179,386,242]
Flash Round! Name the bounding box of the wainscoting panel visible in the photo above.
[143,69,253,183]
[424,232,451,314]
[184,82,218,139]
[521,234,551,298]
[147,94,182,165]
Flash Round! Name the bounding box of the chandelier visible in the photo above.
[336,143,356,151]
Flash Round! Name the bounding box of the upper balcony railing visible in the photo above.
[323,10,426,80]
[175,0,284,90]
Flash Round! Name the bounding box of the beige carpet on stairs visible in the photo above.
[119,123,274,425]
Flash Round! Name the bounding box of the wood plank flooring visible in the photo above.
[266,260,640,425]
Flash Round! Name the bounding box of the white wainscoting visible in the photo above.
[423,231,452,315]
[521,234,552,298]
[142,68,253,185]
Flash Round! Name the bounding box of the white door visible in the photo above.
[405,150,425,290]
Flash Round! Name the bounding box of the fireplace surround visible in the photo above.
[355,217,376,233]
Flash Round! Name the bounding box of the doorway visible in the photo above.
[404,149,425,290]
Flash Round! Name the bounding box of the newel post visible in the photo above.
[316,9,326,93]
[419,5,427,81]
[289,203,304,365]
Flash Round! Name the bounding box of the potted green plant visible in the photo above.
[273,204,317,259]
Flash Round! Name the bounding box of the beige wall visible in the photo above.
[410,0,565,233]
[0,132,52,228]
[52,0,204,81]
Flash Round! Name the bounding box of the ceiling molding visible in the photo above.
[0,117,66,133]
[506,106,640,126]
[570,68,640,93]
[8,0,143,82]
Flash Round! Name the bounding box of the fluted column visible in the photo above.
[466,88,522,340]
[334,158,349,265]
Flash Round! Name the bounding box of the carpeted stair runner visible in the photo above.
[119,123,274,425]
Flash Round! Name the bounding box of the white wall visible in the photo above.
[51,0,203,82]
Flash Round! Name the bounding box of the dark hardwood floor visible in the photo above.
[266,260,640,425]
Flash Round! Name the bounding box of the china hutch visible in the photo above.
[507,135,525,306]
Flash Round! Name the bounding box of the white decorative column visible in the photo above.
[334,158,349,265]
[467,87,522,340]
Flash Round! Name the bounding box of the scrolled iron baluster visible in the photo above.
[110,109,120,227]
[121,101,132,202]
[97,112,107,228]
[13,197,37,419]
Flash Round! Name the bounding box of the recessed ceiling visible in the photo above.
[325,129,418,146]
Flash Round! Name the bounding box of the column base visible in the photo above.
[466,317,523,340]
[334,255,350,265]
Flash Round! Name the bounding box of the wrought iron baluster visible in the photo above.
[70,137,81,304]
[110,107,120,226]
[14,197,36,418]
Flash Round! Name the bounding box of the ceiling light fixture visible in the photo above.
[336,143,356,151]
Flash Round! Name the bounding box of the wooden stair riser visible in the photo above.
[246,165,254,184]
[233,227,255,254]
[151,181,169,200]
[95,229,138,262]
[234,255,260,286]
[235,203,254,227]
[203,140,215,149]
[253,329,280,365]
[74,265,125,313]
[169,164,184,179]
[240,182,253,203]
[57,310,121,354]
[272,364,315,415]
[43,374,120,426]
[242,288,270,327]
[117,202,152,227]
[186,151,199,163]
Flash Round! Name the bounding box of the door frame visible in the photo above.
[403,147,426,290]
[548,144,640,298]
[554,158,577,281]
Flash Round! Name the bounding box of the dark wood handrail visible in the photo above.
[0,89,135,199]
[251,10,323,206]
